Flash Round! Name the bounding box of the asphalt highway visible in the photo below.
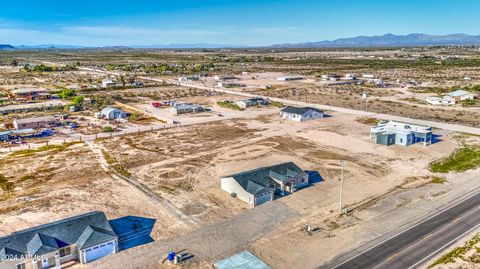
[321,191,480,269]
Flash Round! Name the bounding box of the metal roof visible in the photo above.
[11,88,47,94]
[446,89,471,97]
[14,116,56,124]
[101,106,123,115]
[0,129,35,137]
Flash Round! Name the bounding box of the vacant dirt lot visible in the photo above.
[253,84,480,127]
[15,111,448,268]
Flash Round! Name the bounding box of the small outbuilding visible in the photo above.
[425,96,455,106]
[99,107,127,120]
[235,98,268,109]
[101,78,116,88]
[445,89,475,101]
[13,116,57,130]
[169,103,205,115]
[11,87,51,101]
[276,75,303,81]
[280,106,324,121]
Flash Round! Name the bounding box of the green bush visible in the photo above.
[57,89,76,99]
[101,126,114,132]
[0,174,13,191]
[270,101,284,108]
[431,176,447,184]
[217,101,242,110]
[429,147,480,173]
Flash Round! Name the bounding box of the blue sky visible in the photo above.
[1,0,479,46]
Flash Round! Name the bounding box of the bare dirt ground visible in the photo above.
[32,111,457,269]
[0,143,181,238]
[0,108,475,269]
[252,84,480,127]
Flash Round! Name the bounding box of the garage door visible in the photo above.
[85,241,115,263]
[255,192,272,206]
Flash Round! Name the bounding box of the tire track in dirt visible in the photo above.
[85,141,195,227]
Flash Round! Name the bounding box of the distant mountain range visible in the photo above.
[2,33,480,50]
[0,44,14,50]
[270,33,480,48]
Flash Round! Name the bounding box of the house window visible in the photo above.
[59,246,72,257]
[400,138,403,143]
[301,177,307,183]
[16,263,26,269]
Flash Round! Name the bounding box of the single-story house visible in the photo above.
[445,89,475,101]
[0,211,118,269]
[276,75,303,81]
[13,116,57,130]
[221,162,309,207]
[425,96,456,106]
[321,74,340,81]
[101,78,116,88]
[98,107,127,120]
[178,76,199,82]
[370,120,433,147]
[214,75,237,81]
[235,98,268,109]
[217,82,246,88]
[11,88,51,101]
[280,106,324,121]
[169,103,205,115]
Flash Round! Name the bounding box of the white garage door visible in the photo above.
[85,241,115,263]
[255,192,272,206]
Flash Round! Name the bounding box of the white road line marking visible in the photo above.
[407,222,480,269]
[329,191,480,269]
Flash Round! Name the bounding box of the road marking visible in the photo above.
[385,252,399,261]
[328,191,480,269]
[421,233,433,240]
[452,216,462,223]
[407,222,480,269]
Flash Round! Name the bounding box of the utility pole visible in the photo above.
[362,92,369,112]
[339,160,345,215]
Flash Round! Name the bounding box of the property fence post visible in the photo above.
[46,141,48,146]
[79,136,82,142]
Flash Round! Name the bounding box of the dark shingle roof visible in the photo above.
[280,106,323,116]
[227,162,305,195]
[0,211,117,260]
